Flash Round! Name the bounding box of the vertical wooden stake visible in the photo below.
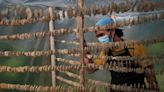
[49,7,56,87]
[0,8,1,21]
[77,0,85,88]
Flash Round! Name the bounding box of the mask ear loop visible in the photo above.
[111,14,117,48]
[111,14,117,28]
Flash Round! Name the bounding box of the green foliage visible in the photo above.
[147,42,164,54]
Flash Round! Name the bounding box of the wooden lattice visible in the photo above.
[0,0,163,92]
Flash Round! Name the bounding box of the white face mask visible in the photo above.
[98,35,113,43]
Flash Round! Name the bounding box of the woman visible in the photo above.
[84,17,159,92]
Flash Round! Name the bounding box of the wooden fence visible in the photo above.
[0,0,164,92]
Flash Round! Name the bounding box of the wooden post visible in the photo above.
[49,7,56,87]
[77,0,85,88]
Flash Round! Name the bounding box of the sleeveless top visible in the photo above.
[107,47,145,86]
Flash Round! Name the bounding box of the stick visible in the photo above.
[77,0,85,88]
[49,7,56,87]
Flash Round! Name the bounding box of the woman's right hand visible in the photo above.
[84,55,97,73]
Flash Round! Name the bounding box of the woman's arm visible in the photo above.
[145,65,159,91]
[84,55,98,74]
[84,49,109,73]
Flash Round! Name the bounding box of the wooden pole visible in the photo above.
[49,7,56,87]
[77,0,85,88]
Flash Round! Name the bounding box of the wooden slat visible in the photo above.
[77,0,85,88]
[56,76,81,87]
[56,58,80,65]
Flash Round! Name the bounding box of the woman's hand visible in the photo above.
[84,55,94,64]
[84,55,97,73]
[145,66,160,91]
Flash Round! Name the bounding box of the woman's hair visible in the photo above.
[115,28,123,37]
[107,28,123,37]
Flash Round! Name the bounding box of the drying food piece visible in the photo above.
[38,9,43,17]
[67,6,73,18]
[25,7,33,19]
[0,76,161,92]
[102,6,109,15]
[6,5,10,19]
[13,5,18,19]
[34,9,42,18]
[91,4,97,16]
[0,1,164,23]
[62,10,65,18]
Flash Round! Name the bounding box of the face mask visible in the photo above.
[98,35,113,43]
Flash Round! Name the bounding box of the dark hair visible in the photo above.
[115,28,123,37]
[107,28,123,37]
